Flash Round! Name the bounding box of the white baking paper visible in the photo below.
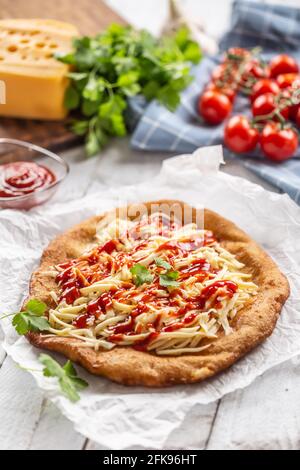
[1,145,300,450]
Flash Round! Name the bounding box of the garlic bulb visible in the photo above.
[162,0,218,56]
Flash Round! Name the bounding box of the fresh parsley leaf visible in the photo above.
[122,83,141,97]
[86,130,101,157]
[10,299,50,335]
[99,95,126,118]
[117,71,139,88]
[63,360,77,377]
[154,257,172,270]
[175,26,202,64]
[73,38,97,70]
[82,99,99,117]
[174,26,190,49]
[64,86,80,110]
[41,354,64,377]
[82,75,104,102]
[154,258,180,288]
[142,80,160,100]
[12,313,30,335]
[98,95,127,137]
[183,41,202,64]
[68,72,88,81]
[63,361,88,391]
[55,51,75,64]
[130,263,154,287]
[111,114,126,136]
[26,299,47,316]
[27,316,50,332]
[71,119,90,136]
[116,72,141,96]
[39,354,88,403]
[157,85,181,111]
[159,270,180,288]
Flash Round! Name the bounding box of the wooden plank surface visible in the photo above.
[1,137,294,451]
[0,0,126,35]
[0,118,82,153]
[0,356,44,450]
[29,401,85,450]
[86,402,219,450]
[207,359,300,450]
[0,0,126,153]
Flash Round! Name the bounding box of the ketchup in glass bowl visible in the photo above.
[0,139,69,210]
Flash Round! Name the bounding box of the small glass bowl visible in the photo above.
[0,138,69,210]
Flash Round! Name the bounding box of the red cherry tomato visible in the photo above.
[251,79,280,103]
[269,54,299,78]
[211,63,237,86]
[277,73,300,89]
[211,64,228,82]
[252,93,274,118]
[289,104,300,121]
[198,90,232,125]
[205,82,236,103]
[252,93,289,120]
[244,60,270,79]
[278,88,299,121]
[260,122,298,161]
[224,115,259,153]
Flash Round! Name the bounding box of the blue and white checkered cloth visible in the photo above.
[129,0,300,205]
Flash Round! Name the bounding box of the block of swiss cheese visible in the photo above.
[0,19,78,120]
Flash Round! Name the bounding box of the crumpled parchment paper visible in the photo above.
[1,145,300,450]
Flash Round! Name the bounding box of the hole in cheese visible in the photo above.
[7,45,18,53]
[36,42,45,48]
[49,43,58,49]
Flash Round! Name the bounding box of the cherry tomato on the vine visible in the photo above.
[251,79,280,103]
[211,64,229,82]
[277,88,299,121]
[226,47,250,60]
[243,60,270,79]
[224,115,259,153]
[269,54,299,78]
[198,90,232,125]
[276,73,300,89]
[289,104,300,121]
[205,82,236,103]
[252,93,289,120]
[260,122,298,161]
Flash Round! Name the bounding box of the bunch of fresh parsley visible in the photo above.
[57,24,201,156]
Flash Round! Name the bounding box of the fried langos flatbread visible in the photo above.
[27,200,289,387]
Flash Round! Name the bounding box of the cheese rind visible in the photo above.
[0,19,78,120]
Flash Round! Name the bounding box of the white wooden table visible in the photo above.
[1,0,300,451]
[1,139,299,450]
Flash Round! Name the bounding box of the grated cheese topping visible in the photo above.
[46,213,257,355]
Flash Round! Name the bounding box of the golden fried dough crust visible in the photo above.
[27,200,290,387]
